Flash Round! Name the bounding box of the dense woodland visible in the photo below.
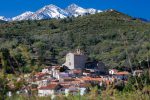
[0,10,150,73]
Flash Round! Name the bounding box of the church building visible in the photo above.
[63,49,87,69]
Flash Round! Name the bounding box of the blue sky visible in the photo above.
[0,0,150,19]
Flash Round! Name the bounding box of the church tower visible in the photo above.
[63,49,87,69]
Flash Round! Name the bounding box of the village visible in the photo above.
[6,49,144,99]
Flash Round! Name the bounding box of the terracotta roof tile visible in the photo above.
[39,84,59,90]
[115,71,129,75]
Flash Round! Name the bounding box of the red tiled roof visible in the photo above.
[35,72,45,77]
[73,69,82,74]
[115,71,129,75]
[39,84,58,90]
[80,76,103,82]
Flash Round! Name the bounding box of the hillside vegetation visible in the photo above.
[0,10,150,72]
[0,20,6,23]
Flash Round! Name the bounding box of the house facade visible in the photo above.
[38,84,62,97]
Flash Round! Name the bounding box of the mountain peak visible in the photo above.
[12,11,34,21]
[66,3,83,11]
[30,4,69,20]
[0,16,5,20]
[20,11,34,16]
[66,4,99,17]
[43,4,59,9]
[24,11,34,14]
[3,4,103,21]
[0,16,10,21]
[68,4,80,8]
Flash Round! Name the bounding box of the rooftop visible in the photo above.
[39,84,59,90]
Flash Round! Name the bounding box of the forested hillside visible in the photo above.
[0,10,150,73]
[0,20,6,23]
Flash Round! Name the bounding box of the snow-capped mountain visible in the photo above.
[12,11,34,21]
[0,16,10,21]
[65,4,101,17]
[28,4,69,20]
[1,4,103,21]
[66,4,89,17]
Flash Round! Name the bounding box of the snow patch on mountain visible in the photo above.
[0,16,10,21]
[12,11,34,21]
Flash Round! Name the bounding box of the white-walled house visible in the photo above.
[35,79,50,88]
[80,88,86,96]
[42,68,52,74]
[63,85,87,96]
[52,67,60,79]
[38,84,62,97]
